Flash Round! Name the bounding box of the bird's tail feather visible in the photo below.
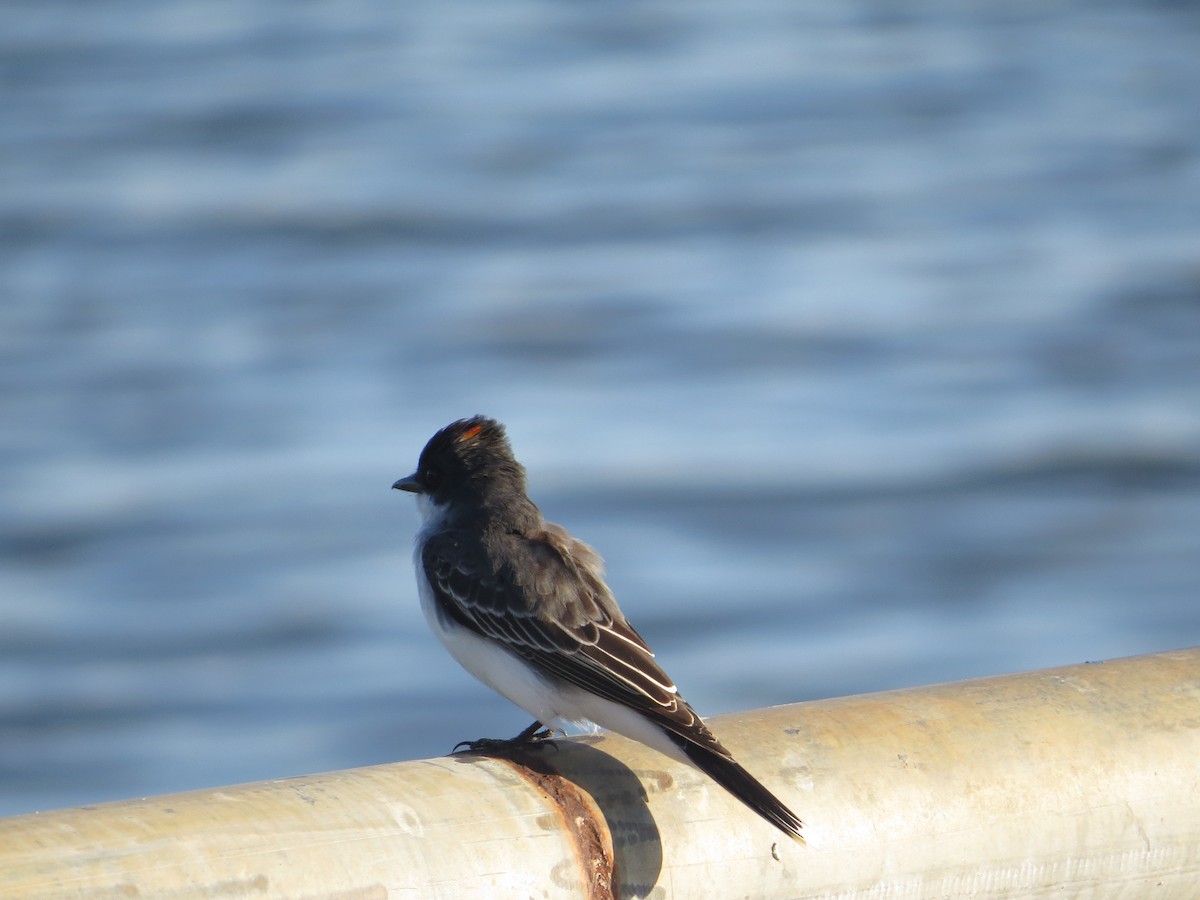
[670,733,805,844]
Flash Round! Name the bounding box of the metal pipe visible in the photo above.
[2,647,1197,898]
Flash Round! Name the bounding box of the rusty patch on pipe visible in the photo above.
[499,747,615,900]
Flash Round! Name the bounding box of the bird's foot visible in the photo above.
[452,720,562,754]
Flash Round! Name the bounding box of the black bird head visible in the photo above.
[393,416,530,514]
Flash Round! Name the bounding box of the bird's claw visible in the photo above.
[451,725,562,755]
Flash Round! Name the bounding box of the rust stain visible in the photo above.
[499,749,616,900]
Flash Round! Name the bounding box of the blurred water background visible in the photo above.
[2,1,1200,817]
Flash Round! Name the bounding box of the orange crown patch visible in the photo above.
[458,423,484,443]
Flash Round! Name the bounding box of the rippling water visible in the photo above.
[2,1,1199,816]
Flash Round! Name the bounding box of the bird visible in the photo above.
[392,415,804,843]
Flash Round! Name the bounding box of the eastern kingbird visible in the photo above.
[393,416,804,843]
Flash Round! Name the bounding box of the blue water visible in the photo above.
[2,1,1199,817]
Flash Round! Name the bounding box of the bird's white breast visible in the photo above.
[412,500,564,727]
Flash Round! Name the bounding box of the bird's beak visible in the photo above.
[392,472,423,493]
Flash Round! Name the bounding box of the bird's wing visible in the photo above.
[421,526,730,756]
[421,526,807,842]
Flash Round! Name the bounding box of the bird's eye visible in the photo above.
[422,466,442,489]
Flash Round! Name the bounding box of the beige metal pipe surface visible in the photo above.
[1,647,1198,898]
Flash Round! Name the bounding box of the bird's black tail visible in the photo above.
[668,733,805,843]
